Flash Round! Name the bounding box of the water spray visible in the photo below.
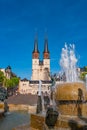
[60,43,78,82]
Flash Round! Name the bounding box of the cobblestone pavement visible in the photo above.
[7,94,38,105]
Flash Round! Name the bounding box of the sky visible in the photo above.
[0,0,87,79]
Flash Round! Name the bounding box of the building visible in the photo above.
[0,66,12,79]
[31,36,50,80]
[19,78,31,94]
[19,36,52,94]
[19,79,51,95]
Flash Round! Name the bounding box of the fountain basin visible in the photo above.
[55,82,87,116]
[30,113,87,130]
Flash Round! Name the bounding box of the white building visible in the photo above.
[19,78,32,94]
[19,36,52,94]
[31,36,50,80]
[19,79,51,95]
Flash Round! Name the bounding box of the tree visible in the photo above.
[80,72,87,81]
[84,66,87,72]
[0,70,5,86]
[11,77,19,86]
[5,79,14,88]
[5,77,19,89]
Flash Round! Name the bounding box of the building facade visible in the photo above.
[19,36,52,95]
[31,36,50,81]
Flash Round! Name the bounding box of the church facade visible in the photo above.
[19,36,51,94]
[31,36,50,81]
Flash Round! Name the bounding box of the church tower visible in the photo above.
[31,35,50,81]
[43,36,50,80]
[31,35,40,80]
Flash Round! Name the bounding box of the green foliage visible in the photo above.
[84,66,87,72]
[5,77,19,88]
[5,79,14,88]
[80,72,87,81]
[0,70,5,85]
[0,67,19,90]
[11,77,19,86]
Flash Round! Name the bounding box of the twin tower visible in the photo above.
[31,36,50,81]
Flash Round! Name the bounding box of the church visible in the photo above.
[31,35,50,81]
[19,36,52,94]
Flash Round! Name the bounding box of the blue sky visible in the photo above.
[0,0,87,79]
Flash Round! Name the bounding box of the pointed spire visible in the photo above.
[33,33,39,53]
[44,35,49,53]
[32,33,39,59]
[43,35,50,59]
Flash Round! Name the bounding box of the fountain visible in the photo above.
[15,43,87,130]
[54,43,87,129]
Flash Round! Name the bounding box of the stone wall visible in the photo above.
[8,104,37,113]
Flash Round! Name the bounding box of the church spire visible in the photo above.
[32,34,39,59]
[44,38,49,53]
[33,34,39,53]
[43,36,50,59]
